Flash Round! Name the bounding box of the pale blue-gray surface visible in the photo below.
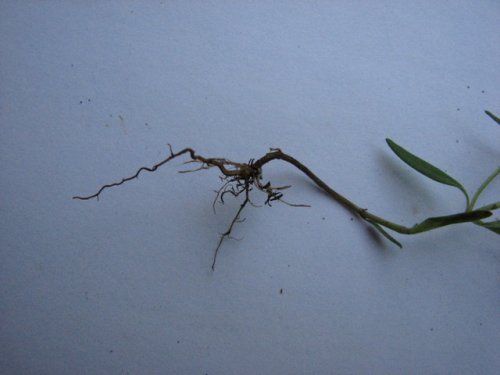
[1,1,499,374]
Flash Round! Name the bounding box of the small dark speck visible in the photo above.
[322,217,325,220]
[350,217,354,221]
[479,322,483,326]
[177,340,180,344]
[109,350,113,353]
[430,328,434,331]
[467,85,470,89]
[70,63,74,67]
[87,98,91,102]
[279,288,283,294]
[287,264,290,268]
[481,90,485,93]
[456,140,459,143]
[109,114,113,118]
[456,108,460,111]
[79,101,83,104]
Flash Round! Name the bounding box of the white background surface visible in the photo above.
[1,1,499,374]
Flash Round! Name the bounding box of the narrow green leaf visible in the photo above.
[477,201,500,212]
[477,220,500,235]
[411,210,492,233]
[485,110,500,125]
[469,168,500,210]
[386,138,469,204]
[367,220,402,248]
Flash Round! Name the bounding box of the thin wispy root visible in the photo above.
[74,145,493,269]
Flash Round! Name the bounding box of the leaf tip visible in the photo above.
[485,110,500,125]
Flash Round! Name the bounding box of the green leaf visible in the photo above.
[469,169,500,210]
[477,220,500,235]
[386,138,469,204]
[367,220,402,248]
[411,210,492,233]
[485,110,500,125]
[477,201,500,212]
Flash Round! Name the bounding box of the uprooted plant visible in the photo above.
[74,111,499,269]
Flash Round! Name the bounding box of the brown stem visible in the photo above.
[253,150,366,213]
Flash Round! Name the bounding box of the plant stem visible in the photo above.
[469,167,500,211]
[253,150,491,235]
